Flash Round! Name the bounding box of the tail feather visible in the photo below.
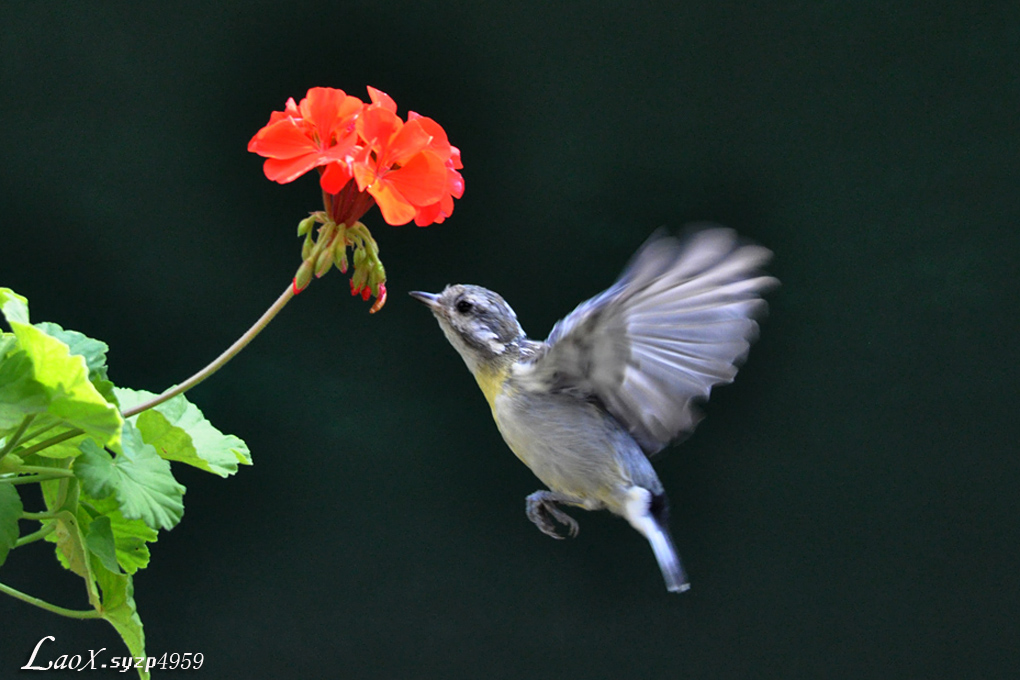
[623,486,691,593]
[646,521,690,593]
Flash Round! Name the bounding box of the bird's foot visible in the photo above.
[526,491,580,539]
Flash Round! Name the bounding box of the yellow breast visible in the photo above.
[473,365,508,412]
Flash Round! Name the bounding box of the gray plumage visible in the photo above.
[515,227,777,455]
[412,225,777,593]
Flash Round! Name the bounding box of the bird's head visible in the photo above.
[410,284,525,376]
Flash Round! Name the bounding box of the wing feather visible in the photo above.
[515,226,778,455]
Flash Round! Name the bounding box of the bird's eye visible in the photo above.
[455,299,474,314]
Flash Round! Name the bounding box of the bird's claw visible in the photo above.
[526,492,580,539]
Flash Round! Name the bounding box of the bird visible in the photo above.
[410,226,778,592]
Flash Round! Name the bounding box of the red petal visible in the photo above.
[385,151,447,205]
[300,88,343,137]
[385,118,433,165]
[357,106,401,152]
[330,95,365,138]
[414,192,454,226]
[320,162,353,194]
[352,147,378,192]
[367,86,397,113]
[248,119,317,159]
[262,154,322,184]
[368,181,416,225]
[411,114,452,161]
[447,166,464,198]
[414,202,441,226]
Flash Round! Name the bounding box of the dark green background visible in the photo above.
[2,2,1018,678]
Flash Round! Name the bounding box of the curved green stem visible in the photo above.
[1,473,72,485]
[0,414,36,461]
[123,283,296,417]
[19,420,60,446]
[0,581,103,619]
[15,522,56,546]
[22,510,59,520]
[15,465,74,477]
[14,428,83,459]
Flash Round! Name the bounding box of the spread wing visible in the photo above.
[514,226,778,455]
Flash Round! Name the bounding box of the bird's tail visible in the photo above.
[623,486,690,593]
[646,520,690,593]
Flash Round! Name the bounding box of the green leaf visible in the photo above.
[0,332,16,359]
[0,288,30,325]
[85,515,121,574]
[35,321,118,406]
[82,495,158,574]
[0,483,23,567]
[74,423,185,531]
[16,325,122,444]
[0,289,122,449]
[33,322,109,379]
[0,346,49,433]
[116,387,252,477]
[50,508,93,586]
[92,557,149,680]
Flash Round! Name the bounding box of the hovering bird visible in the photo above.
[411,227,777,592]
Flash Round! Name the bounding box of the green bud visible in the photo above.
[294,259,314,292]
[314,246,333,278]
[319,220,336,247]
[334,244,349,274]
[297,215,317,238]
[353,247,366,267]
[351,264,367,290]
[301,233,314,261]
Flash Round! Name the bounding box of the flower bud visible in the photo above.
[294,259,315,292]
[314,245,334,278]
[369,284,387,313]
[297,215,317,237]
[332,237,349,273]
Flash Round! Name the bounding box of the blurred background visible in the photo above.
[2,2,1018,678]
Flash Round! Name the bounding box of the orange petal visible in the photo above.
[352,148,378,192]
[320,162,353,194]
[262,154,322,184]
[385,151,447,205]
[410,114,452,161]
[367,86,397,113]
[385,118,433,165]
[248,119,317,159]
[357,106,401,150]
[368,181,416,225]
[446,166,464,198]
[414,193,454,226]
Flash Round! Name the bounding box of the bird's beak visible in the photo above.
[409,291,440,310]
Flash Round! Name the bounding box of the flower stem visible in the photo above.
[1,473,71,485]
[123,283,296,417]
[0,581,103,619]
[10,428,82,459]
[22,510,59,520]
[15,523,56,547]
[14,466,75,477]
[19,421,60,446]
[0,414,36,462]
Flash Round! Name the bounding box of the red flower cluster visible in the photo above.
[248,87,463,227]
